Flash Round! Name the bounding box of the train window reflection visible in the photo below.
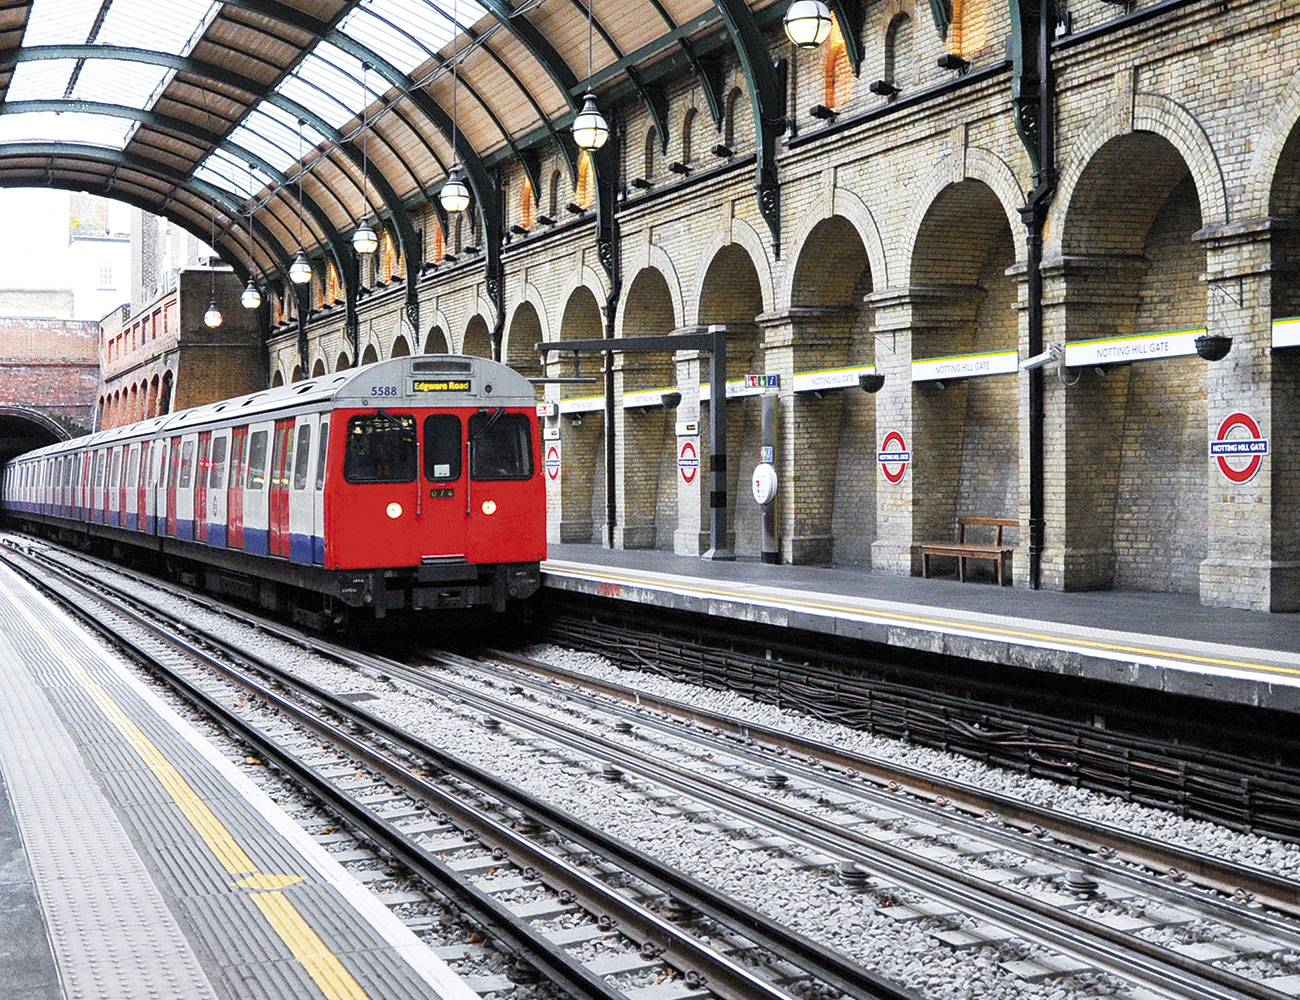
[469,412,532,481]
[248,431,269,490]
[423,415,462,481]
[344,414,416,484]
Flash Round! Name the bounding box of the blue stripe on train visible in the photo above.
[289,533,317,565]
[243,527,269,557]
[207,524,227,548]
[313,534,325,566]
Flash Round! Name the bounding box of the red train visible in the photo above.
[1,356,546,622]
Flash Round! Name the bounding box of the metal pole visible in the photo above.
[702,325,733,560]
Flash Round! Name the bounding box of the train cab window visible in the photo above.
[344,414,416,484]
[315,426,329,490]
[423,415,462,481]
[127,448,140,489]
[247,431,269,490]
[209,437,228,490]
[292,426,312,490]
[469,412,533,481]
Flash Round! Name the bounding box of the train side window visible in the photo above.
[153,444,166,487]
[209,437,228,490]
[343,414,416,484]
[247,431,269,490]
[179,440,195,489]
[229,431,246,489]
[127,447,140,489]
[292,426,312,490]
[95,452,106,488]
[469,412,534,481]
[314,425,329,491]
[423,415,462,481]
[110,449,123,489]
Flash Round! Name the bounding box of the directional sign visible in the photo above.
[544,444,561,481]
[878,430,910,484]
[1210,411,1269,485]
[679,440,699,484]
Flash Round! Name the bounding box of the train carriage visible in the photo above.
[1,356,545,622]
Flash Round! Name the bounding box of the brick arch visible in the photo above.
[0,405,72,442]
[688,218,774,325]
[553,264,609,338]
[1049,93,1228,253]
[504,298,545,374]
[1246,65,1300,218]
[311,358,327,378]
[899,146,1026,273]
[504,281,552,361]
[783,189,888,307]
[617,243,683,336]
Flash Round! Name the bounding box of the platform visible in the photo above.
[541,544,1300,714]
[0,562,479,1000]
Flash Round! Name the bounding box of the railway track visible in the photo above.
[7,536,1300,999]
[0,537,917,1000]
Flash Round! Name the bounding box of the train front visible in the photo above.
[325,356,545,613]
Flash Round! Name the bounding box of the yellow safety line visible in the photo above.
[0,573,372,1000]
[543,563,1300,680]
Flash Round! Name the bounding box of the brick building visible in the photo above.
[96,267,265,429]
[0,316,98,463]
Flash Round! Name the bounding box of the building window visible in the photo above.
[824,16,852,111]
[644,127,657,179]
[99,260,114,288]
[576,151,596,210]
[519,175,536,230]
[885,14,912,91]
[682,107,697,164]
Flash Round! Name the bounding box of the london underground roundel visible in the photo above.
[877,430,911,484]
[1210,411,1269,485]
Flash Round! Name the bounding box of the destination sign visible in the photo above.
[412,379,472,393]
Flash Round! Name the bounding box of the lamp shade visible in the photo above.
[240,280,262,310]
[440,166,471,214]
[783,0,833,48]
[289,249,312,284]
[352,219,379,255]
[203,299,223,328]
[571,92,610,151]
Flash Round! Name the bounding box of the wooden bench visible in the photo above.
[919,516,1018,586]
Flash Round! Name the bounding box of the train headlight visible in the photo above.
[481,500,497,515]
[386,502,403,519]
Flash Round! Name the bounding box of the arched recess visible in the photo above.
[462,315,493,358]
[361,344,380,366]
[391,335,412,358]
[505,300,544,377]
[688,221,775,325]
[335,352,351,372]
[424,325,450,354]
[551,284,606,545]
[1055,131,1207,594]
[786,216,876,566]
[695,242,765,556]
[312,359,327,379]
[128,384,139,423]
[617,267,679,550]
[0,407,68,465]
[159,371,174,414]
[907,179,1020,576]
[147,375,161,418]
[291,365,305,384]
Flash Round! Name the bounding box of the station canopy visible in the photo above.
[0,0,780,286]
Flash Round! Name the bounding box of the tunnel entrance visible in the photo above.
[0,408,69,467]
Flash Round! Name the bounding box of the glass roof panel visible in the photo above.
[277,42,386,128]
[95,0,218,53]
[4,59,79,102]
[21,0,101,45]
[194,150,260,201]
[0,111,132,148]
[72,60,171,110]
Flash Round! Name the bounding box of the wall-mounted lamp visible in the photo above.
[537,214,556,226]
[809,104,837,121]
[566,202,586,216]
[869,80,900,97]
[1195,334,1232,361]
[858,373,885,393]
[668,161,692,175]
[463,244,481,255]
[569,413,584,427]
[931,380,947,391]
[937,53,970,74]
[630,177,652,189]
[510,224,530,236]
[712,144,734,159]
[661,390,682,410]
[1093,366,1108,377]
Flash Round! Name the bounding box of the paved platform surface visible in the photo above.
[542,543,1300,713]
[0,561,479,1000]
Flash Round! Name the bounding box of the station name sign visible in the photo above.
[412,378,472,393]
[912,351,1018,382]
[1062,329,1200,368]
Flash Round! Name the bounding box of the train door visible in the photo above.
[113,446,126,527]
[78,451,89,520]
[312,418,329,565]
[287,416,315,564]
[268,417,295,558]
[93,450,107,523]
[150,441,167,535]
[206,431,229,546]
[194,432,211,542]
[242,424,271,556]
[176,435,196,541]
[422,413,468,558]
[125,445,140,530]
[166,436,181,536]
[228,426,247,549]
[137,443,150,532]
[464,410,544,565]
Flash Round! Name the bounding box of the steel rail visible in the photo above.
[1,541,918,1000]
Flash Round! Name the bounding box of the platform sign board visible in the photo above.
[536,402,556,418]
[878,430,910,484]
[544,444,561,481]
[701,379,763,402]
[678,441,699,484]
[792,365,876,393]
[745,373,780,389]
[1273,317,1300,349]
[912,351,1018,382]
[1210,411,1269,485]
[675,420,699,437]
[1063,329,1201,368]
[543,427,560,441]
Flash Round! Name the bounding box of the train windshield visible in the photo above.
[469,412,533,481]
[344,413,416,484]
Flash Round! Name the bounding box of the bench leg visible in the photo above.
[922,553,930,578]
[997,554,1003,586]
[957,556,965,582]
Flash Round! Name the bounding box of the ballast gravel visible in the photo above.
[45,551,1300,1000]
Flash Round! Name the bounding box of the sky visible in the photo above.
[0,188,80,290]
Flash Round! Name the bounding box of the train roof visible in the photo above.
[12,356,540,463]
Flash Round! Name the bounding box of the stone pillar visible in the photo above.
[758,306,856,564]
[867,287,917,574]
[1199,223,1299,610]
[672,334,710,556]
[543,378,601,545]
[612,352,669,549]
